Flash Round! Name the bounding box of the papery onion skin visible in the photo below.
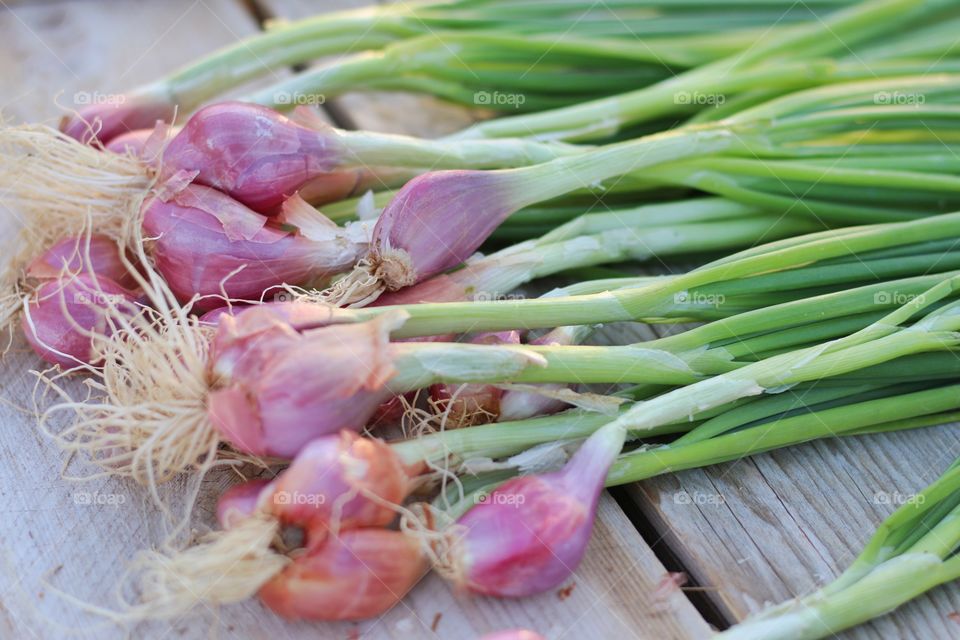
[258,528,425,621]
[141,184,357,308]
[26,234,138,290]
[369,170,517,291]
[429,331,520,427]
[160,102,347,213]
[105,128,157,156]
[208,310,400,457]
[268,431,411,533]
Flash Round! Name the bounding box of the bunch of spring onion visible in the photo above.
[53,69,960,316]
[309,72,960,304]
[58,0,855,143]
[111,280,960,620]
[7,68,960,328]
[35,208,960,489]
[719,457,960,639]
[20,196,802,366]
[449,0,960,141]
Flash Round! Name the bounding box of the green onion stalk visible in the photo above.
[60,0,823,144]
[333,74,960,303]
[364,198,813,306]
[416,350,960,599]
[718,456,960,640]
[447,0,960,141]
[249,29,960,121]
[86,261,960,472]
[424,378,960,512]
[324,210,960,338]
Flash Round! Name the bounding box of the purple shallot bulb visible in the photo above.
[141,185,367,308]
[445,422,626,597]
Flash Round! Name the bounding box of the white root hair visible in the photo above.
[117,513,288,623]
[34,217,264,506]
[0,121,152,334]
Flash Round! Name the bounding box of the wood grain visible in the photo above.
[604,317,960,638]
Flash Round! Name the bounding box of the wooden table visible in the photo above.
[1,2,959,638]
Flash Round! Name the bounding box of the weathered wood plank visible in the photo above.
[603,319,960,637]
[0,1,308,639]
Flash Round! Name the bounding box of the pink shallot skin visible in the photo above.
[216,479,272,530]
[22,236,139,367]
[451,425,623,597]
[105,128,157,157]
[267,431,415,536]
[60,92,174,146]
[369,169,518,291]
[208,308,401,458]
[141,184,363,309]
[258,528,425,621]
[26,235,139,290]
[160,102,349,213]
[22,275,137,367]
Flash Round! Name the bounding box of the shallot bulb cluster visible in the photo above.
[213,431,426,620]
[21,236,139,367]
